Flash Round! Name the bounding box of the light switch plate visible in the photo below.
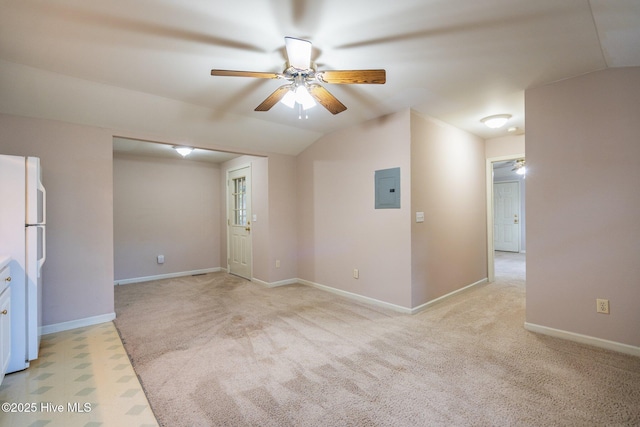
[416,212,425,223]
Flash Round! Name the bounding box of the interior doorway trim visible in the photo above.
[486,153,525,282]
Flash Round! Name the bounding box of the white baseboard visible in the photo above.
[41,312,116,335]
[409,278,488,314]
[252,277,299,288]
[252,276,488,315]
[297,279,413,313]
[114,267,222,285]
[524,322,640,357]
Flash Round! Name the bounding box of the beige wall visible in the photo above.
[2,64,637,355]
[250,156,270,283]
[266,154,298,282]
[526,67,640,346]
[410,112,488,305]
[297,110,413,308]
[0,112,295,327]
[0,113,114,325]
[113,154,221,281]
[485,134,525,159]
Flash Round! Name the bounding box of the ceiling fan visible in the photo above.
[511,159,525,170]
[512,159,526,175]
[211,37,386,115]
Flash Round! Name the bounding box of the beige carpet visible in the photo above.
[114,253,640,426]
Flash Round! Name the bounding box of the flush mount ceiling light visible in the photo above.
[481,114,512,129]
[173,146,193,157]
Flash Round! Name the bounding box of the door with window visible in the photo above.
[227,166,252,279]
[494,181,520,252]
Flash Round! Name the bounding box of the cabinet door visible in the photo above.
[0,286,10,385]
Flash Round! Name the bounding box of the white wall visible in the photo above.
[526,67,640,347]
[113,154,221,281]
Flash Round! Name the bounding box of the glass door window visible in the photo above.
[232,177,247,226]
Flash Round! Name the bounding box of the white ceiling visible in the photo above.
[1,0,639,156]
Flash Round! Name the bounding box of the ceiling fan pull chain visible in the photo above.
[297,103,309,120]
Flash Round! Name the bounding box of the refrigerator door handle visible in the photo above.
[39,179,46,225]
[38,225,46,277]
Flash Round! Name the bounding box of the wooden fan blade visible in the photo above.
[316,69,386,84]
[211,69,281,79]
[308,84,347,115]
[255,85,292,111]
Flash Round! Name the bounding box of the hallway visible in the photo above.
[494,250,526,282]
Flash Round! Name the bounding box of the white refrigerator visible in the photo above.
[0,155,46,373]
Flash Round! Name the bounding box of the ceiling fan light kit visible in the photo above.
[280,74,318,118]
[211,36,386,116]
[512,159,526,175]
[481,114,512,129]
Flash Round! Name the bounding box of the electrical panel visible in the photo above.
[375,167,400,209]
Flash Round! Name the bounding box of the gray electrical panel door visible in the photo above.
[375,167,400,209]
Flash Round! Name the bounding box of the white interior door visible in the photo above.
[227,166,252,279]
[494,181,520,252]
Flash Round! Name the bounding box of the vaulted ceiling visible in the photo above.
[1,0,639,155]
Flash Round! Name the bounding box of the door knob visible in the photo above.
[5,276,10,282]
[245,227,251,232]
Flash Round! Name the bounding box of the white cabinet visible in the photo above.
[0,263,11,385]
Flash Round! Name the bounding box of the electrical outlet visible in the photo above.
[596,299,609,314]
[353,269,359,279]
[157,255,164,264]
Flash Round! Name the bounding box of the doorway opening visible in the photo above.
[486,154,526,282]
[112,136,243,285]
